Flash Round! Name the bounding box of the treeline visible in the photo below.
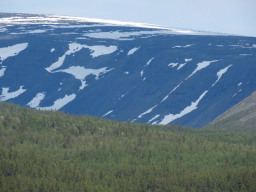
[0,102,256,191]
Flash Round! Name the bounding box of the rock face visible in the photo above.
[0,13,256,127]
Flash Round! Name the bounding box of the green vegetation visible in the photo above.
[0,102,256,191]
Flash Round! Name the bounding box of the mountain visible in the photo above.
[0,13,256,127]
[207,91,256,133]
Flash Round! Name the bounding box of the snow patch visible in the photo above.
[84,30,197,41]
[119,93,127,99]
[177,63,187,70]
[138,105,157,119]
[173,44,193,48]
[146,57,154,66]
[159,90,208,125]
[102,110,113,117]
[56,66,112,90]
[0,43,28,63]
[45,43,117,72]
[38,94,76,110]
[168,63,178,67]
[27,29,47,34]
[0,86,26,101]
[212,65,232,87]
[0,67,6,77]
[176,58,193,70]
[88,45,118,58]
[124,71,129,75]
[148,115,160,123]
[186,60,218,80]
[50,48,55,52]
[232,89,243,98]
[27,92,46,108]
[161,82,183,103]
[127,47,140,55]
[238,82,242,87]
[140,70,144,76]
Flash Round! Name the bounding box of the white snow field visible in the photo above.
[186,60,218,80]
[56,66,112,90]
[38,94,76,110]
[127,47,140,55]
[27,92,46,108]
[138,105,157,119]
[0,43,28,63]
[45,43,117,72]
[0,86,26,101]
[0,67,6,77]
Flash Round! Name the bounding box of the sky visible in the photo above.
[1,0,256,37]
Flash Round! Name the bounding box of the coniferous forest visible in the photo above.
[0,102,256,191]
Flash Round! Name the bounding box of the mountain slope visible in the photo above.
[207,91,256,133]
[0,13,256,127]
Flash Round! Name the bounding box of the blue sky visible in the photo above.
[1,0,256,37]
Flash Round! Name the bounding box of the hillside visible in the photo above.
[1,101,256,191]
[207,91,256,133]
[0,13,256,127]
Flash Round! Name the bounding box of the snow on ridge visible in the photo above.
[0,67,6,77]
[102,110,113,117]
[27,92,46,108]
[127,47,140,55]
[238,82,243,86]
[159,90,208,125]
[186,60,218,80]
[138,105,157,119]
[38,94,76,111]
[50,48,55,53]
[83,29,213,41]
[56,66,112,90]
[0,43,28,63]
[0,86,26,101]
[45,42,117,72]
[0,14,226,36]
[212,65,232,87]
